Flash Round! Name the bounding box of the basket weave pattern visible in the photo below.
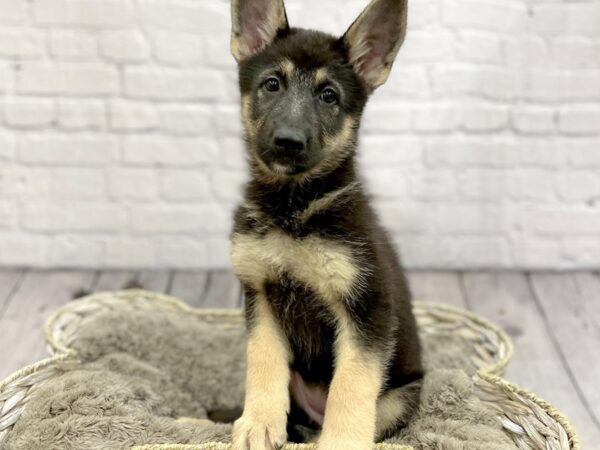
[0,290,579,450]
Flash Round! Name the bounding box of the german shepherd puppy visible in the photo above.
[229,0,423,448]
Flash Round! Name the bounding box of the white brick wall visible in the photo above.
[0,0,599,270]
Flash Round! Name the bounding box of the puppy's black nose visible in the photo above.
[274,127,307,153]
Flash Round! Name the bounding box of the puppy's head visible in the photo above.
[231,0,408,181]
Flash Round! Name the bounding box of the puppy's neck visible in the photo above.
[243,155,361,232]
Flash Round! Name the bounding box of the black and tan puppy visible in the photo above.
[229,0,423,448]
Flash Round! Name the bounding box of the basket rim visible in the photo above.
[0,289,578,450]
[43,289,514,377]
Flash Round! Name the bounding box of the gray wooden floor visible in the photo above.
[0,269,598,446]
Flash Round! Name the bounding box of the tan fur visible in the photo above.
[231,230,366,304]
[296,181,360,223]
[292,116,357,185]
[375,389,408,438]
[232,292,291,450]
[317,317,384,450]
[281,59,295,79]
[314,67,329,86]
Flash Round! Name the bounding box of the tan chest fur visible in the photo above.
[231,230,364,303]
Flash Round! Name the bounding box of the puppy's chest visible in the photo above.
[230,228,362,304]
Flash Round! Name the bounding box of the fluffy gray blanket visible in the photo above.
[3,300,514,450]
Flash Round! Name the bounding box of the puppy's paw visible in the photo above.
[232,413,287,450]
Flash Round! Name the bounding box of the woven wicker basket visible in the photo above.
[0,290,580,450]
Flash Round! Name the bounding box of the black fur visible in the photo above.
[232,17,422,442]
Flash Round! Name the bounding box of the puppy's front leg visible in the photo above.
[233,291,292,450]
[316,319,383,450]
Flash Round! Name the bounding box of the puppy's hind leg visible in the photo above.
[375,381,422,441]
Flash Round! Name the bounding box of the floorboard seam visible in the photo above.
[527,272,600,432]
[0,270,27,320]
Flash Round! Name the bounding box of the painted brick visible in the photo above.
[18,135,118,165]
[33,0,136,27]
[364,168,408,200]
[0,0,28,24]
[0,134,15,161]
[102,237,158,268]
[456,32,503,64]
[566,139,600,168]
[109,100,157,132]
[358,136,423,167]
[374,203,434,234]
[522,71,600,102]
[425,137,519,168]
[458,169,511,201]
[412,103,461,133]
[442,0,527,33]
[17,64,119,96]
[122,136,217,166]
[22,204,127,232]
[511,106,555,135]
[524,208,600,236]
[452,237,512,267]
[138,0,228,34]
[559,106,600,135]
[0,62,11,92]
[552,37,597,69]
[57,100,106,130]
[158,238,208,269]
[361,103,412,134]
[130,205,228,233]
[508,169,556,202]
[0,200,16,229]
[210,170,248,202]
[556,172,600,202]
[47,235,104,267]
[161,170,211,201]
[563,237,600,266]
[152,32,203,66]
[432,66,517,100]
[123,68,228,101]
[435,205,516,234]
[49,31,97,61]
[108,168,159,201]
[0,0,598,270]
[158,104,214,135]
[4,98,55,128]
[0,30,44,58]
[460,103,509,132]
[99,31,150,63]
[0,234,46,266]
[408,171,457,200]
[512,237,564,269]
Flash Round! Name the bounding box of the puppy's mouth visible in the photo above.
[256,148,317,176]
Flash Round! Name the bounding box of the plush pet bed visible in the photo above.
[0,290,578,450]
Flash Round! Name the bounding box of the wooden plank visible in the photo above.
[571,272,600,333]
[135,270,172,293]
[202,271,241,308]
[406,271,467,308]
[93,270,137,293]
[0,270,95,380]
[0,269,25,318]
[169,271,208,307]
[529,272,600,446]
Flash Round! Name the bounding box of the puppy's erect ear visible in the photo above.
[342,0,408,90]
[231,0,289,63]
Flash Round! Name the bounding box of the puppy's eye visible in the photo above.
[264,77,280,92]
[320,87,337,104]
